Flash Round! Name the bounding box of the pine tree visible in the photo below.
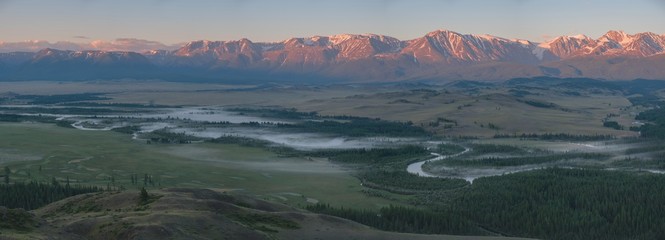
[139,187,149,205]
[3,166,9,184]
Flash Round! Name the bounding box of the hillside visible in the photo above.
[0,188,529,240]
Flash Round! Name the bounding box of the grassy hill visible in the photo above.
[0,188,531,240]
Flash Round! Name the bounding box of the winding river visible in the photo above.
[407,145,665,183]
[406,147,471,178]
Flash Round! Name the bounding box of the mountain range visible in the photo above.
[1,29,665,82]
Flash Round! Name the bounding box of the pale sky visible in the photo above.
[1,0,665,44]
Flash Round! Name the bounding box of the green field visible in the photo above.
[0,122,406,209]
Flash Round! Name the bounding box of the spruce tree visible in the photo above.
[3,166,9,184]
[139,187,149,204]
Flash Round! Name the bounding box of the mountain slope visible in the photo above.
[1,29,664,82]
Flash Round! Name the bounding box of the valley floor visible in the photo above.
[2,79,665,239]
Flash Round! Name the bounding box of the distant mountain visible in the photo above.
[0,39,182,53]
[1,29,665,82]
[5,48,155,80]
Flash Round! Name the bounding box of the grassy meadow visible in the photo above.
[0,122,405,209]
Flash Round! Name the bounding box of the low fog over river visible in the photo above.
[3,105,660,183]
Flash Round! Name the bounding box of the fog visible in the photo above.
[170,127,417,150]
[157,145,345,174]
[3,106,290,128]
[408,140,665,183]
[6,105,420,150]
[7,105,661,182]
[137,107,292,124]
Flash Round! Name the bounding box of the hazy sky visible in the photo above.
[2,0,665,44]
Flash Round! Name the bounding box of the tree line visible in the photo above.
[312,145,428,164]
[306,203,480,235]
[494,133,615,141]
[635,103,665,139]
[0,180,102,210]
[310,167,665,239]
[455,168,665,240]
[441,152,609,167]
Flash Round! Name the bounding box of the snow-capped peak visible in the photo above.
[478,34,498,41]
[425,29,461,38]
[513,39,531,45]
[601,30,633,45]
[570,34,590,40]
[549,34,591,42]
[124,29,665,67]
[329,34,356,45]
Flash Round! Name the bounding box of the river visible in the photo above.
[406,147,471,178]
